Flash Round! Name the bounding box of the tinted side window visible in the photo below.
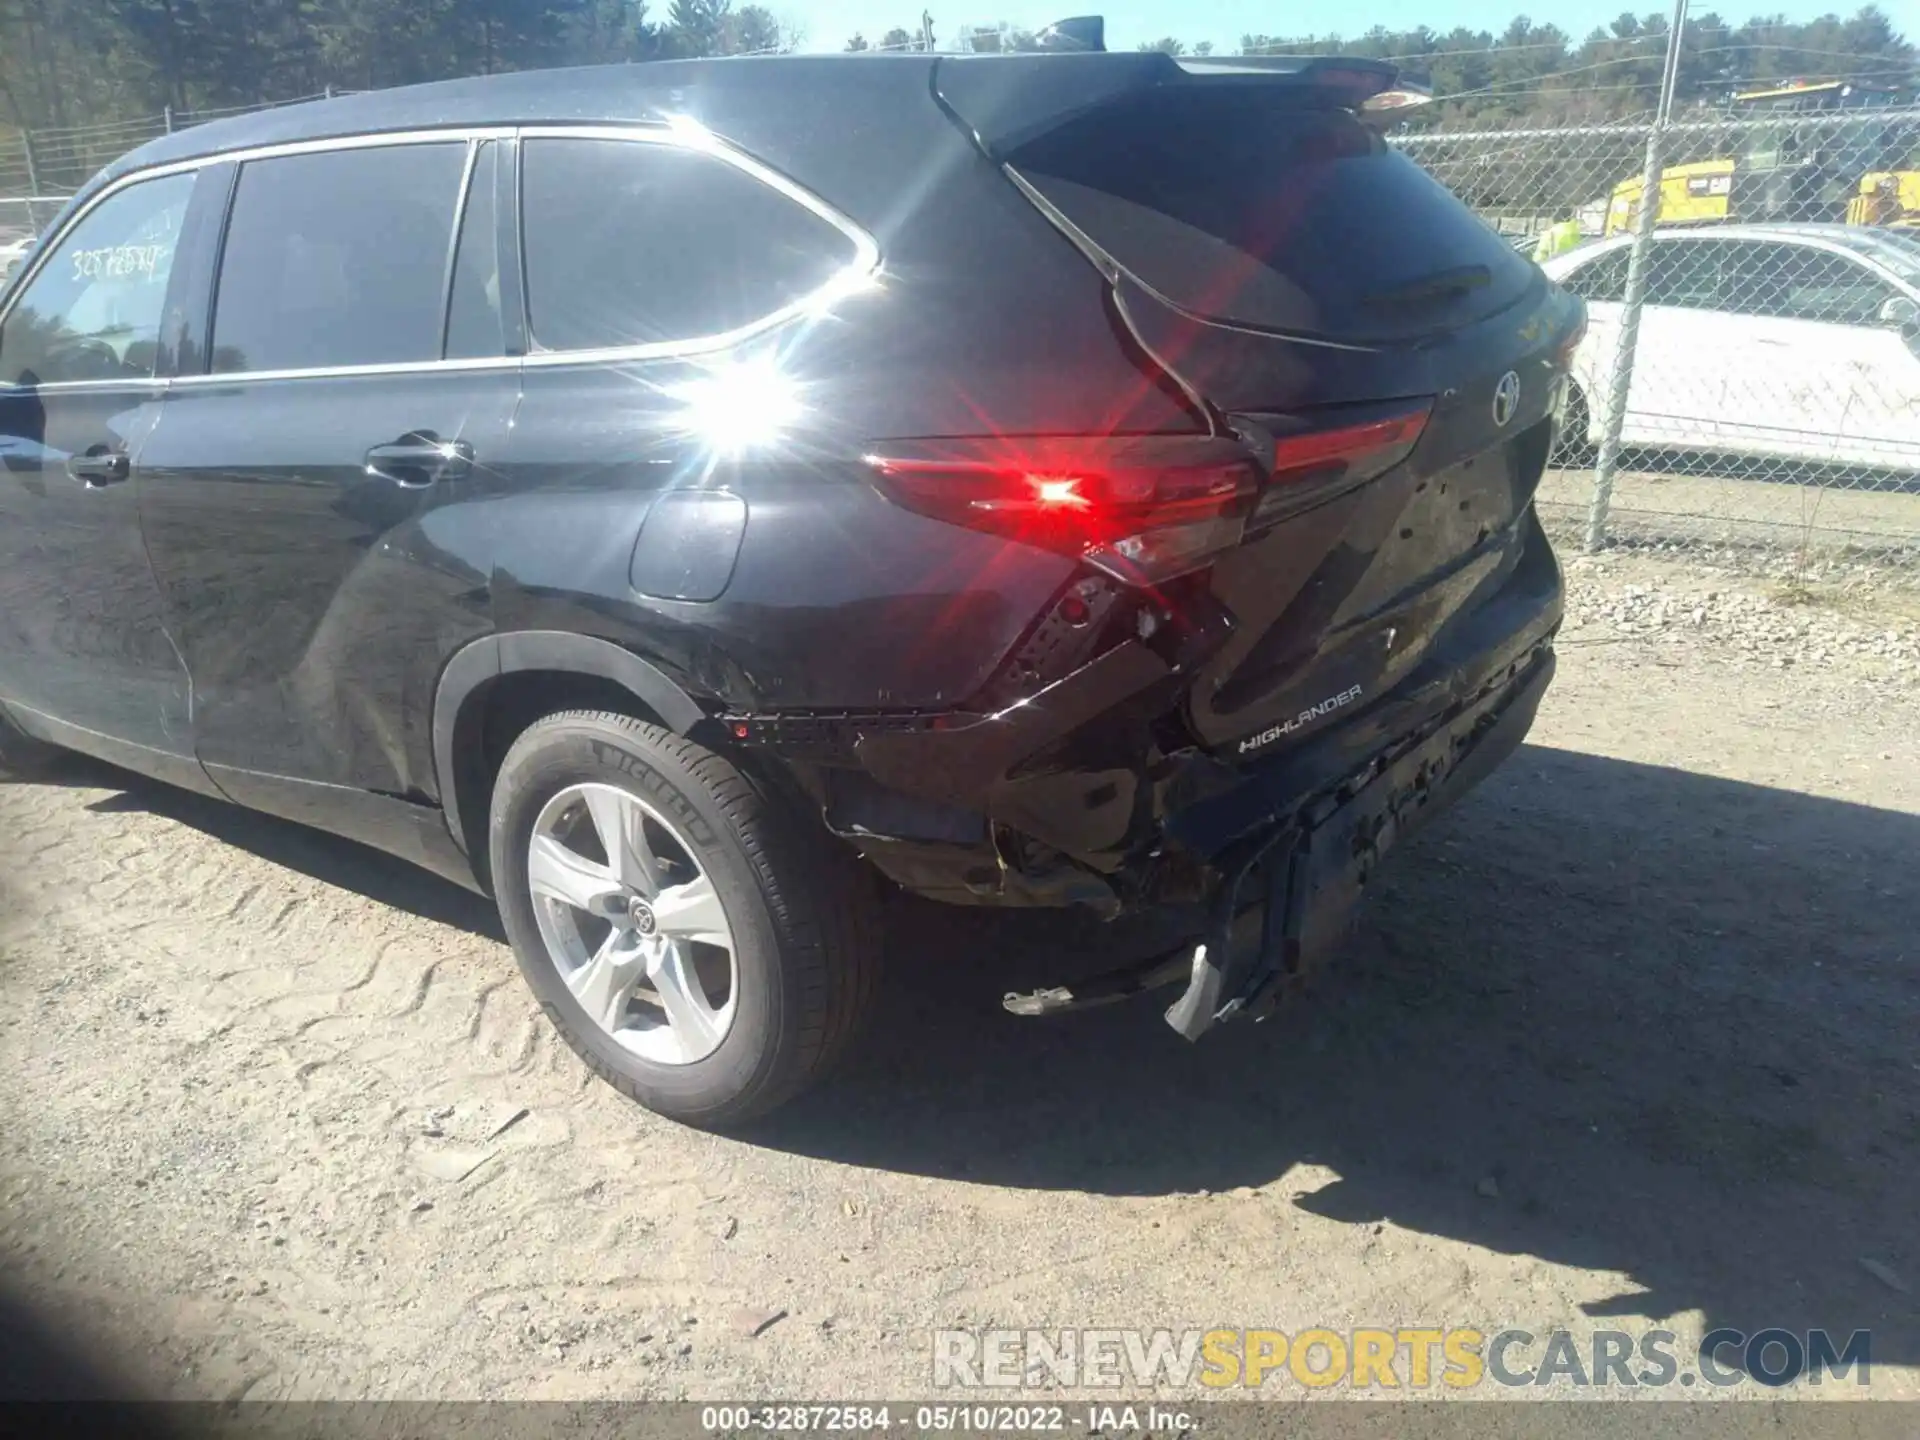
[211,143,466,374]
[1643,240,1725,310]
[445,142,503,360]
[520,138,857,352]
[1719,242,1800,321]
[1562,248,1628,303]
[0,172,194,386]
[1725,241,1894,326]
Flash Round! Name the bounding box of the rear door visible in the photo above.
[1625,236,1739,453]
[0,168,208,783]
[139,134,517,809]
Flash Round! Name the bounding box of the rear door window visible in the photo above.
[1005,89,1535,342]
[210,142,467,374]
[518,137,859,352]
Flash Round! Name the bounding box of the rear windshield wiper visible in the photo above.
[1360,265,1491,310]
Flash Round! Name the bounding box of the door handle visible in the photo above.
[363,432,474,488]
[66,448,130,486]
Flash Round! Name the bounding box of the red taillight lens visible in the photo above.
[864,445,1261,584]
[1268,405,1430,485]
[1236,401,1432,529]
[867,457,1253,542]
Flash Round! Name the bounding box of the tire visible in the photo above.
[488,709,882,1128]
[0,706,60,780]
[1555,381,1595,468]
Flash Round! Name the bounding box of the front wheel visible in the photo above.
[488,710,881,1128]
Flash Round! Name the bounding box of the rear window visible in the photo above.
[1008,90,1533,341]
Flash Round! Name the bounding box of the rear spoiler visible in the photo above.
[934,48,1430,158]
[1182,56,1433,116]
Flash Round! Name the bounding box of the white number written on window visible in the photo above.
[69,243,171,283]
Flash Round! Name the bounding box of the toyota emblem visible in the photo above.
[1491,371,1521,428]
[628,897,658,935]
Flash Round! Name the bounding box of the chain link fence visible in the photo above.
[0,90,349,241]
[1397,108,1920,576]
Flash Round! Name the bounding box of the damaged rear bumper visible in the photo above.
[988,637,1553,1037]
[1158,641,1552,1039]
[723,510,1562,1030]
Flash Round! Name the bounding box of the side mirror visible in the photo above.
[1880,295,1919,330]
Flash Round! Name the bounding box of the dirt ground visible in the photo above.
[2,549,1917,1402]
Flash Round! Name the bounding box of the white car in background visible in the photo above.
[0,236,34,285]
[1541,223,1920,474]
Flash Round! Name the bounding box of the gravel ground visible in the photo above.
[1562,556,1920,676]
[2,550,1917,1402]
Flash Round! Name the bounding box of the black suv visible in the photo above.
[0,48,1579,1126]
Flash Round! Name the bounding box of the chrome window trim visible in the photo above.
[0,129,511,332]
[513,123,881,366]
[0,377,171,396]
[169,355,525,387]
[201,132,485,380]
[0,120,881,391]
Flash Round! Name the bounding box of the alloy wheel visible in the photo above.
[526,782,737,1065]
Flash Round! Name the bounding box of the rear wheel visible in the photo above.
[488,710,882,1128]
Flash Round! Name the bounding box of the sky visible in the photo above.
[793,0,1872,57]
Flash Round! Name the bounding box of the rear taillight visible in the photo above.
[863,440,1262,585]
[1268,404,1430,486]
[1236,401,1431,529]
